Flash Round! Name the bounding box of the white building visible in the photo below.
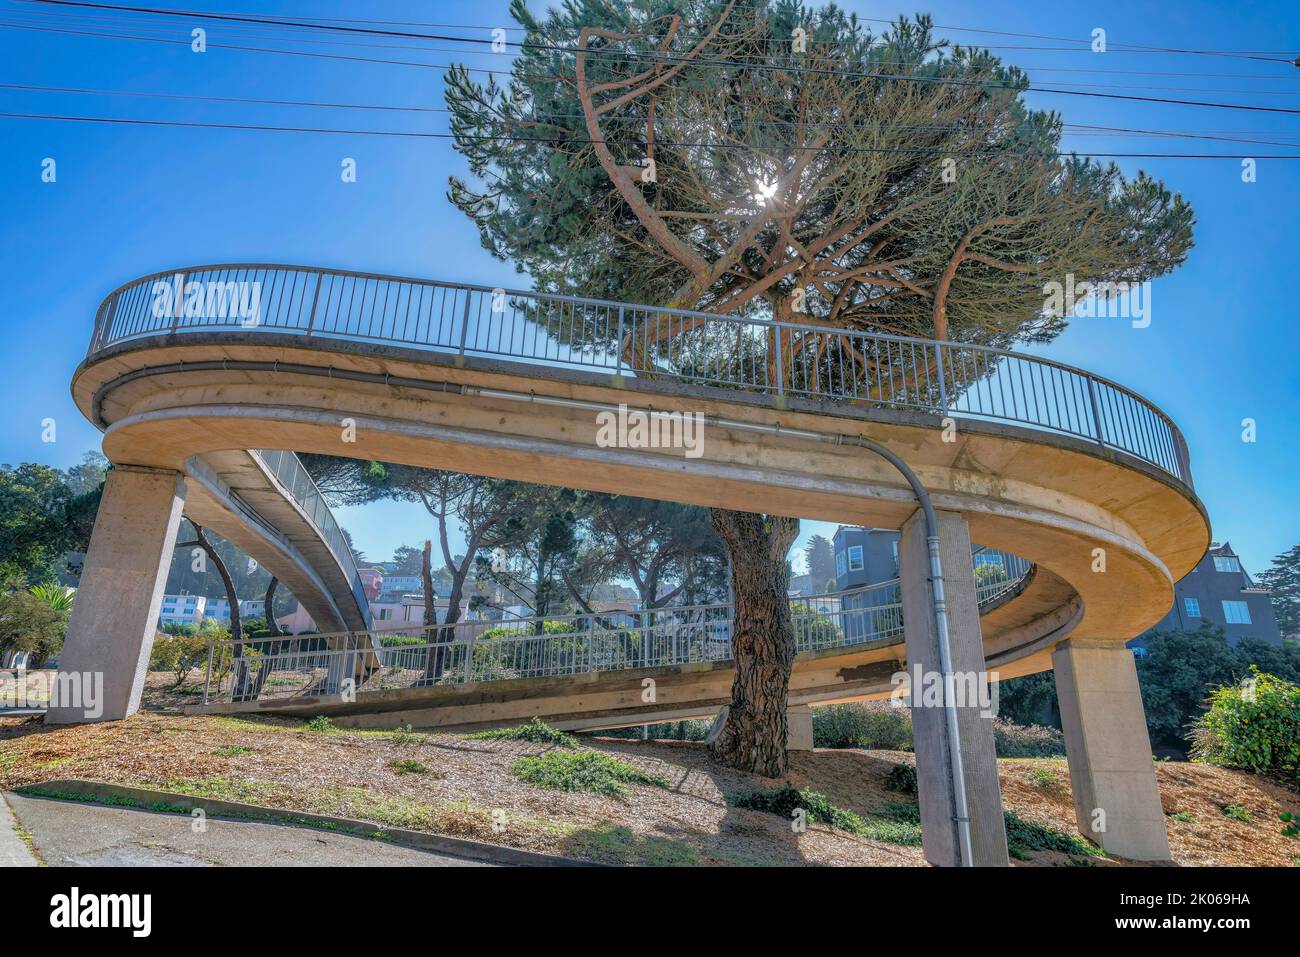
[158,594,207,627]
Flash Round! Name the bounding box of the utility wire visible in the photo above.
[7,17,1300,117]
[5,109,1300,159]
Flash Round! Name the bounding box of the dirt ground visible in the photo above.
[1,677,1295,867]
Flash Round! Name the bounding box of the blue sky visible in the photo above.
[1,0,1297,580]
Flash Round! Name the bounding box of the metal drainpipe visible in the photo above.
[461,386,975,866]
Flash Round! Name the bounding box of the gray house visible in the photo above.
[832,526,903,641]
[1131,541,1281,652]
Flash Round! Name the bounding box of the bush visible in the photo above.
[305,716,336,732]
[813,702,913,750]
[468,717,579,748]
[731,785,870,835]
[991,719,1066,758]
[149,629,211,686]
[886,763,917,795]
[510,750,666,797]
[1191,669,1300,781]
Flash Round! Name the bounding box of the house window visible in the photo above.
[836,552,847,578]
[848,545,864,571]
[1184,597,1200,618]
[1213,556,1241,573]
[1222,601,1251,625]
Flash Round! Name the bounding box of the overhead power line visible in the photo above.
[6,109,1300,160]
[6,16,1300,118]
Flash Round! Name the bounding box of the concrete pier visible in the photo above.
[787,704,814,751]
[900,508,1009,867]
[1052,640,1171,861]
[46,466,186,724]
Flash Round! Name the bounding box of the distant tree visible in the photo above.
[803,535,836,593]
[0,463,80,583]
[994,672,1058,728]
[1258,543,1300,642]
[578,495,727,611]
[1136,625,1243,749]
[0,574,68,667]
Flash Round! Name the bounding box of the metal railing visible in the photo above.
[89,265,1193,485]
[200,547,1032,705]
[247,449,371,628]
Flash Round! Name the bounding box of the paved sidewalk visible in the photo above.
[4,793,492,867]
[0,794,39,866]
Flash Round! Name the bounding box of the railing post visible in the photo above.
[774,325,784,396]
[934,341,949,412]
[1086,375,1106,447]
[305,270,323,336]
[614,305,625,375]
[463,629,476,683]
[457,289,473,355]
[170,271,186,336]
[586,614,595,673]
[203,642,213,704]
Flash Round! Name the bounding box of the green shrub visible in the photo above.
[731,784,870,835]
[992,719,1066,758]
[510,750,666,797]
[1169,811,1195,823]
[1221,804,1252,823]
[886,763,917,795]
[1002,810,1104,859]
[1032,767,1057,789]
[149,629,211,686]
[812,702,913,750]
[1281,811,1298,838]
[468,717,579,748]
[305,716,336,733]
[1191,669,1300,781]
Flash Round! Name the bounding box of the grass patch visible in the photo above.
[1169,811,1195,823]
[390,725,426,746]
[511,750,666,797]
[211,745,252,757]
[389,758,433,776]
[468,717,578,748]
[1221,803,1252,823]
[566,824,698,866]
[1032,767,1057,789]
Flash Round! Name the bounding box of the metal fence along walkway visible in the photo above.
[201,549,1032,705]
[90,265,1194,485]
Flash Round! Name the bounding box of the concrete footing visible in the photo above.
[45,466,186,724]
[1052,640,1171,861]
[787,705,814,751]
[899,508,1009,867]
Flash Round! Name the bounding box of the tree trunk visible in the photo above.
[264,576,282,637]
[708,508,800,777]
[420,540,443,680]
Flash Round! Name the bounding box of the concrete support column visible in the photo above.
[1052,640,1170,861]
[787,704,814,751]
[46,466,186,725]
[899,508,1008,867]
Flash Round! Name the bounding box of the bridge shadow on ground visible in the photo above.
[558,738,929,866]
